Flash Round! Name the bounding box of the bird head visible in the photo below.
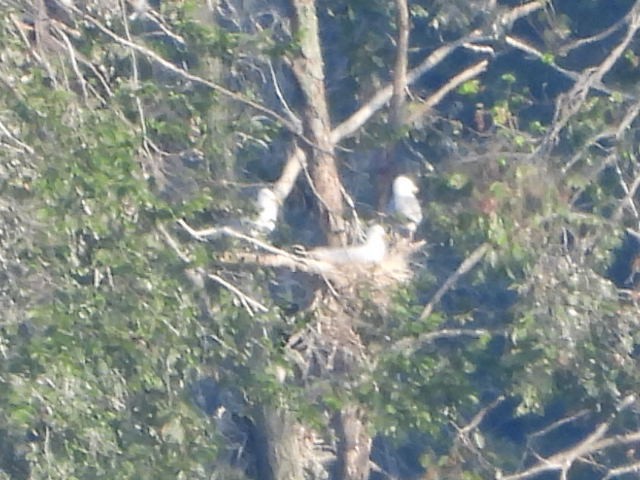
[393,175,419,195]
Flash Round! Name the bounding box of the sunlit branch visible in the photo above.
[330,1,546,143]
[406,60,489,125]
[505,35,629,99]
[419,242,491,320]
[0,118,34,154]
[268,59,303,133]
[452,395,506,472]
[557,13,629,56]
[499,396,638,480]
[207,272,268,316]
[603,461,640,479]
[330,37,475,143]
[158,223,268,317]
[54,25,88,101]
[540,0,640,152]
[177,219,300,260]
[389,328,490,357]
[273,144,307,202]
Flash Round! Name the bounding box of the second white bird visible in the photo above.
[308,224,387,265]
[388,175,423,235]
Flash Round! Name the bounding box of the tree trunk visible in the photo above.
[334,405,372,480]
[290,0,345,246]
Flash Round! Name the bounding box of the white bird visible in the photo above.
[388,175,423,235]
[251,188,280,234]
[308,224,387,265]
[128,0,151,19]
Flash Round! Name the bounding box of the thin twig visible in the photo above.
[177,219,302,261]
[76,8,303,136]
[207,272,268,316]
[330,1,545,143]
[539,0,640,153]
[53,25,88,101]
[158,223,269,316]
[0,119,34,154]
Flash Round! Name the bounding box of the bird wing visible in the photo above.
[391,193,423,224]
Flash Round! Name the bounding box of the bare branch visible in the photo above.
[389,328,490,357]
[500,396,638,480]
[457,396,506,437]
[406,60,489,125]
[420,242,491,320]
[540,0,640,152]
[451,396,506,472]
[330,1,546,143]
[157,223,191,263]
[330,36,476,143]
[273,144,307,202]
[53,25,88,101]
[177,219,301,260]
[0,118,34,154]
[557,4,630,56]
[497,0,548,30]
[604,461,640,479]
[207,272,268,316]
[158,223,269,316]
[267,59,303,133]
[76,7,303,135]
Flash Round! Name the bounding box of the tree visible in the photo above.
[2,0,640,479]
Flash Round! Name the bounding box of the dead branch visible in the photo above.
[569,96,640,211]
[0,118,34,154]
[505,34,631,100]
[177,219,300,260]
[603,461,640,479]
[330,36,479,143]
[419,242,491,320]
[406,60,489,125]
[273,144,306,202]
[53,24,88,101]
[499,396,638,480]
[75,7,304,136]
[158,223,269,317]
[330,1,546,143]
[229,250,335,276]
[389,328,490,357]
[207,272,268,316]
[540,0,640,153]
[496,0,547,30]
[267,59,303,133]
[451,395,506,472]
[557,5,630,56]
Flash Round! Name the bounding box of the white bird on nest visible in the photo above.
[388,175,423,236]
[251,187,280,234]
[307,224,387,265]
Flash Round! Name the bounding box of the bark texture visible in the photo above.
[290,0,345,246]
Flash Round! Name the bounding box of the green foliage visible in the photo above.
[457,80,481,96]
[2,1,640,479]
